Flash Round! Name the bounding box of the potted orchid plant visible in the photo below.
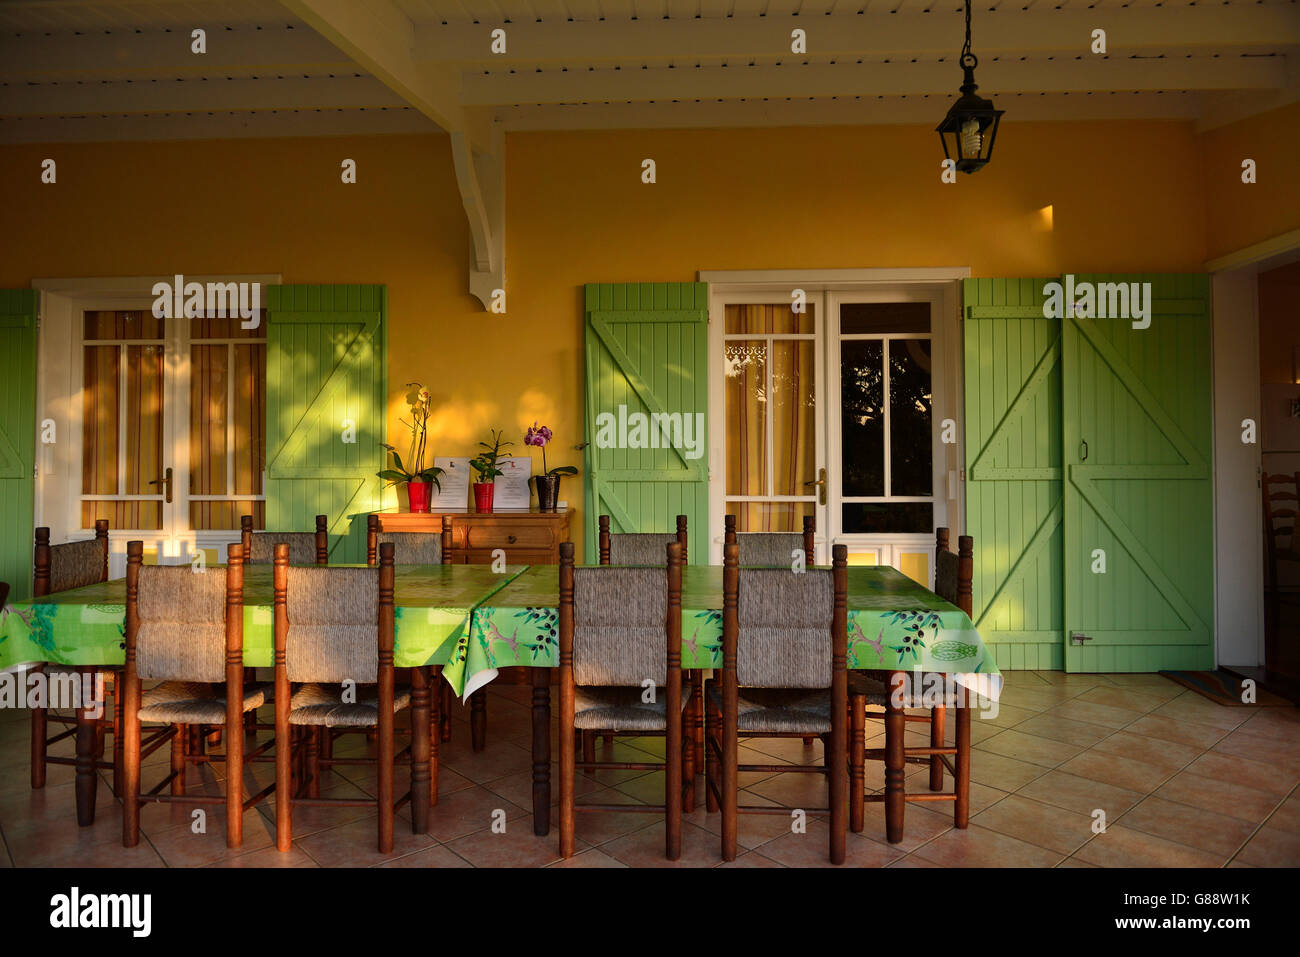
[377,383,443,513]
[469,428,512,513]
[524,422,578,512]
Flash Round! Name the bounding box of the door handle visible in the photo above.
[1080,440,1088,463]
[148,467,173,504]
[803,467,828,506]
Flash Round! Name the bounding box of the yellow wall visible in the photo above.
[1,110,1294,558]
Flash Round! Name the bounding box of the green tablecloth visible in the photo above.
[1,563,1001,702]
[467,565,1002,699]
[0,564,526,677]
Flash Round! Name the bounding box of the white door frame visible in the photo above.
[701,268,969,569]
[34,274,278,573]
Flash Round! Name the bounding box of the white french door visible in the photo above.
[37,294,266,571]
[709,280,962,583]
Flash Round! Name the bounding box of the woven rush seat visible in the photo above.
[137,681,266,724]
[707,685,831,734]
[574,682,693,731]
[289,682,412,727]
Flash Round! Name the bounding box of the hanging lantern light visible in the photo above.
[936,0,1004,174]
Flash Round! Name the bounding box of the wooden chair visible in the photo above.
[30,521,122,794]
[705,541,848,864]
[274,542,433,853]
[596,514,697,760]
[367,513,454,567]
[848,528,973,844]
[241,514,329,565]
[723,513,816,567]
[1263,472,1300,611]
[368,514,456,746]
[121,541,270,848]
[558,540,694,859]
[598,513,688,565]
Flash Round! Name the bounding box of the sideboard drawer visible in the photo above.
[463,523,557,550]
[462,548,556,565]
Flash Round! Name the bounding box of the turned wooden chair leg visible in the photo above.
[682,711,696,814]
[582,730,595,767]
[306,727,321,799]
[704,687,719,814]
[30,701,47,790]
[171,724,187,796]
[112,678,125,798]
[850,695,865,833]
[955,698,971,828]
[930,704,946,791]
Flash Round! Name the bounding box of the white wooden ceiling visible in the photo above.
[0,0,1297,142]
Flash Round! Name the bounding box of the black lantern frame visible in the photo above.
[936,1,1004,174]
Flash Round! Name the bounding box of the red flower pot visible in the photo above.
[472,482,495,513]
[407,480,432,513]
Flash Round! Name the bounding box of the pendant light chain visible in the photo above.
[962,0,975,67]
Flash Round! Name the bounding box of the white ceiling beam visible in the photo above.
[280,0,485,147]
[493,92,1203,131]
[0,75,406,116]
[415,8,1300,64]
[461,56,1289,105]
[0,27,356,81]
[282,0,503,310]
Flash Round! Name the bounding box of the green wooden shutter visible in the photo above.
[0,291,37,600]
[963,279,1066,670]
[964,275,1215,673]
[1062,273,1213,671]
[584,282,709,563]
[264,284,386,564]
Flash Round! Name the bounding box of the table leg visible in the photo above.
[74,666,99,826]
[883,670,906,844]
[410,666,431,834]
[531,669,551,836]
[470,689,487,753]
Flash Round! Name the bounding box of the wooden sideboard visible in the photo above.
[372,507,571,564]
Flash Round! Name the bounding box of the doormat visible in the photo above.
[1159,670,1293,707]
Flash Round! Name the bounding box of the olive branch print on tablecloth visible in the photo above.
[886,610,942,664]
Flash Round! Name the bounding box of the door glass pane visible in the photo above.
[83,310,165,340]
[190,344,229,498]
[771,339,816,495]
[731,501,814,533]
[725,339,766,496]
[842,502,933,534]
[724,304,814,335]
[889,339,933,496]
[841,340,884,495]
[189,336,266,532]
[841,302,929,335]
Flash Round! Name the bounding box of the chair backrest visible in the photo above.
[723,513,815,567]
[933,527,974,617]
[276,543,389,684]
[366,514,453,566]
[125,540,242,683]
[242,514,328,565]
[1263,473,1300,586]
[723,541,845,689]
[33,520,109,597]
[598,514,688,565]
[560,540,682,688]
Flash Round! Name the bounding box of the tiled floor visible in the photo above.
[1,671,1297,868]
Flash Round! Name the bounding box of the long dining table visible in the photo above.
[1,561,1001,837]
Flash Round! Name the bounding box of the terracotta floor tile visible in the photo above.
[1153,771,1281,823]
[446,814,576,867]
[912,824,1063,867]
[851,800,954,852]
[972,794,1096,855]
[1101,675,1185,699]
[1016,770,1146,818]
[1122,714,1229,750]
[1077,686,1172,714]
[1012,714,1115,748]
[716,850,786,868]
[886,855,944,867]
[755,820,903,868]
[1073,825,1225,868]
[1042,699,1145,730]
[1211,731,1300,770]
[294,813,440,867]
[420,784,529,843]
[979,703,1041,729]
[1148,695,1251,732]
[377,844,474,868]
[687,795,808,850]
[599,819,723,868]
[1235,707,1300,737]
[546,847,630,868]
[1057,750,1176,794]
[1056,857,1099,867]
[967,750,1050,791]
[975,729,1084,768]
[1233,824,1300,867]
[1264,794,1300,834]
[744,770,832,810]
[1088,730,1204,771]
[207,844,318,867]
[145,809,277,867]
[1118,795,1256,858]
[1182,750,1299,798]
